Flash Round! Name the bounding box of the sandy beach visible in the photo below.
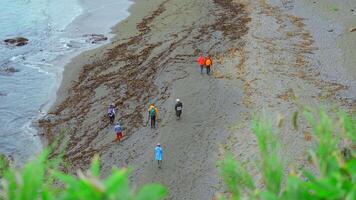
[39,0,355,199]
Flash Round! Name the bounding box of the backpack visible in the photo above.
[205,58,212,66]
[149,108,156,117]
[108,108,115,116]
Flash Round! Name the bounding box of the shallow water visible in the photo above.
[0,0,132,166]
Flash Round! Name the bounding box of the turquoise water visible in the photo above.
[0,0,132,165]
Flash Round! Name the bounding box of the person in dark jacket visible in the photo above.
[108,104,116,124]
[175,99,183,119]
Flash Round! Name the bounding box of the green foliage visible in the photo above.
[252,119,283,195]
[0,152,168,200]
[218,109,356,200]
[219,153,255,200]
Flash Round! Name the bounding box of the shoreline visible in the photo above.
[0,0,83,166]
[39,0,355,199]
[0,0,135,167]
[36,0,134,146]
[43,0,134,114]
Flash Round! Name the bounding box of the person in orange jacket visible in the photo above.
[148,103,159,129]
[205,55,213,75]
[197,53,206,74]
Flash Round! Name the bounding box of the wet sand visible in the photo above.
[39,0,355,199]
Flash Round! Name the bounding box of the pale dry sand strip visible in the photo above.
[223,0,355,188]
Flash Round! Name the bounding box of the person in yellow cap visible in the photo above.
[148,103,159,128]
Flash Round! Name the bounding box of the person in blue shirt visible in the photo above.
[114,122,123,143]
[155,143,163,168]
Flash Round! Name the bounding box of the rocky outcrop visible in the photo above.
[38,114,57,124]
[83,34,108,44]
[0,67,20,75]
[4,37,29,46]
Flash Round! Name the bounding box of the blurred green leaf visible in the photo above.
[220,109,355,200]
[135,184,168,200]
[90,154,101,177]
[104,168,130,199]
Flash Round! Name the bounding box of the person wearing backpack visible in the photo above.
[197,53,206,74]
[205,55,213,75]
[108,104,116,124]
[148,103,159,129]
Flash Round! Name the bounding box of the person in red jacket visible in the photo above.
[197,53,206,74]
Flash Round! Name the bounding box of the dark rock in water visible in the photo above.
[0,67,20,75]
[4,37,29,46]
[84,34,108,44]
[327,29,334,32]
[39,114,56,124]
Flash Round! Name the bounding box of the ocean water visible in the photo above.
[0,0,132,166]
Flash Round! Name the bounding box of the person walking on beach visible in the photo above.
[197,53,206,74]
[148,103,159,129]
[175,99,183,119]
[205,55,213,75]
[108,104,116,124]
[155,143,163,168]
[114,122,123,143]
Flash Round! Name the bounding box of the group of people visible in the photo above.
[149,99,183,168]
[107,99,183,168]
[147,99,183,129]
[107,53,213,168]
[197,53,213,75]
[108,104,124,143]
